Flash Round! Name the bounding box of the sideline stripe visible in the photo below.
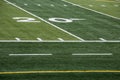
[4,0,82,40]
[62,0,120,20]
[0,70,120,74]
[0,40,120,42]
[72,53,112,56]
[9,54,52,56]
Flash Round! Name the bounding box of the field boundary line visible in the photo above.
[0,40,120,42]
[62,0,120,20]
[0,70,120,74]
[4,0,82,40]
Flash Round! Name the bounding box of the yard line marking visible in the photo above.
[4,0,82,40]
[88,5,93,7]
[114,5,119,7]
[78,38,85,41]
[9,54,52,56]
[101,5,106,7]
[37,38,43,41]
[24,3,28,6]
[37,4,41,6]
[72,53,113,56]
[64,4,67,6]
[51,4,55,7]
[99,38,107,41]
[15,37,21,41]
[0,70,120,74]
[62,0,120,20]
[58,38,64,41]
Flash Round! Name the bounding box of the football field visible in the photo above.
[0,0,120,80]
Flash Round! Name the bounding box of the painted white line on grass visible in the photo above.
[9,54,52,56]
[101,5,106,7]
[4,0,82,40]
[114,5,119,7]
[62,0,120,20]
[0,40,120,42]
[72,53,113,56]
[99,38,107,42]
[58,38,64,41]
[88,5,93,7]
[37,4,41,6]
[51,4,55,7]
[64,4,67,6]
[24,3,28,6]
[78,38,85,41]
[37,38,43,41]
[15,38,21,41]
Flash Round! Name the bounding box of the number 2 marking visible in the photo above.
[13,17,40,23]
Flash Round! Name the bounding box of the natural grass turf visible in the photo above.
[67,0,120,18]
[0,42,120,71]
[0,0,78,40]
[0,73,120,80]
[7,0,120,40]
[0,42,120,80]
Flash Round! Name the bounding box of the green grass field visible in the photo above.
[0,0,120,80]
[67,0,120,18]
[0,42,120,80]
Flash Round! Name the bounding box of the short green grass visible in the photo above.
[0,73,120,80]
[0,0,120,80]
[67,0,120,18]
[0,42,120,80]
[4,0,120,40]
[0,0,78,40]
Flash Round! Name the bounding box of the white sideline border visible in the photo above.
[4,0,82,40]
[62,0,120,20]
[0,40,120,43]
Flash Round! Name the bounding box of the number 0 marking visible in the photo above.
[13,17,40,23]
[48,18,86,23]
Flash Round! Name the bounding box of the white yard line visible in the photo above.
[37,38,43,41]
[15,37,21,41]
[37,4,41,6]
[72,53,113,56]
[0,40,120,42]
[4,0,82,40]
[50,4,55,7]
[24,3,28,6]
[58,38,64,41]
[9,54,52,56]
[99,38,107,42]
[62,0,120,20]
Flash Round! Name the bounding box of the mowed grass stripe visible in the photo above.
[0,70,120,74]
